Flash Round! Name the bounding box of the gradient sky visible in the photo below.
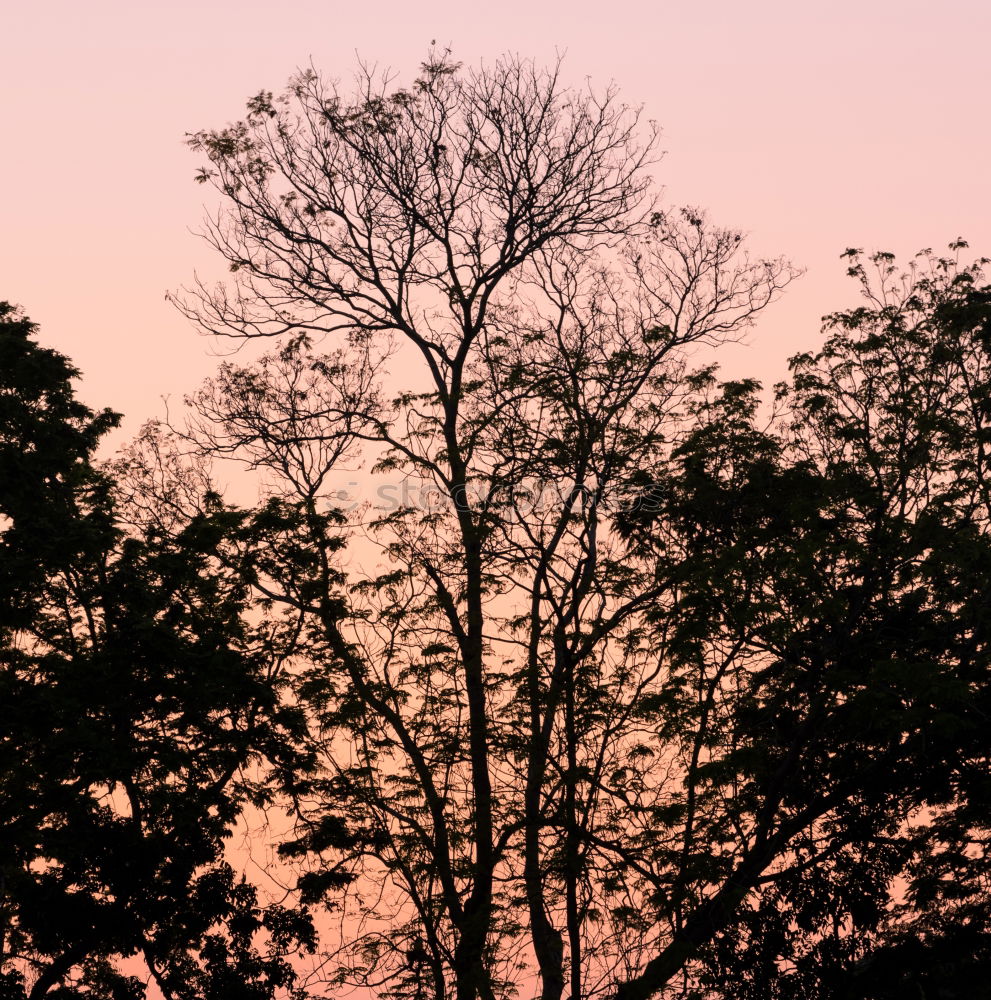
[3,0,989,445]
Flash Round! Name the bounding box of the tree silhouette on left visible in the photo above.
[0,302,314,999]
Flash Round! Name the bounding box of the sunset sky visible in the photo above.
[4,0,989,445]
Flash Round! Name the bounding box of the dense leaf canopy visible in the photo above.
[0,304,314,999]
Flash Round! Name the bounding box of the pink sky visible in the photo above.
[3,0,989,443]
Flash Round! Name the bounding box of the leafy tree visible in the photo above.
[0,301,119,629]
[659,246,991,999]
[0,304,315,998]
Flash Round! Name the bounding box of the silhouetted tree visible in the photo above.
[618,245,991,998]
[175,50,798,1000]
[0,304,316,999]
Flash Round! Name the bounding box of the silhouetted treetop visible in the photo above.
[178,49,664,349]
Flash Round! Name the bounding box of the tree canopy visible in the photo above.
[0,304,315,999]
[3,50,990,1000]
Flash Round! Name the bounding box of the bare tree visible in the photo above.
[175,50,796,1000]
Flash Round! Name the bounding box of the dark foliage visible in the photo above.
[0,304,315,999]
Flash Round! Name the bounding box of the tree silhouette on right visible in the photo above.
[618,245,991,999]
